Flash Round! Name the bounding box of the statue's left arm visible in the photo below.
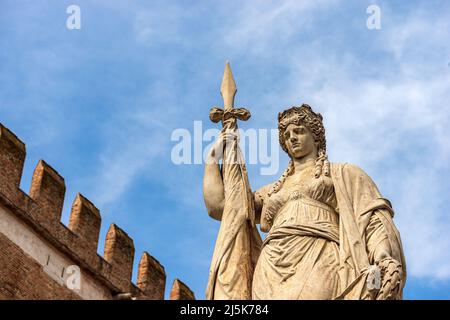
[366,212,394,264]
[365,208,406,299]
[333,163,406,299]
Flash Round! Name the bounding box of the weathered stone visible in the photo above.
[203,64,406,300]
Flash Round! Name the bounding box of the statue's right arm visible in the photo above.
[203,159,225,221]
[203,131,227,221]
[203,160,266,223]
[203,131,265,222]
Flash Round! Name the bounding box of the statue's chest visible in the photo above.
[281,173,336,207]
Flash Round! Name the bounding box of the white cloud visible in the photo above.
[220,0,341,55]
[88,90,174,208]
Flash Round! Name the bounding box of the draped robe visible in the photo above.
[206,162,406,300]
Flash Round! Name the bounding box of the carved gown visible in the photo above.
[206,161,406,300]
[252,166,341,299]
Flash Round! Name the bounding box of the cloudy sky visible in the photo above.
[1,0,450,299]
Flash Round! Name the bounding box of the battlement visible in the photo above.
[0,123,194,300]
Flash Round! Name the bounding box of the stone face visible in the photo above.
[203,65,406,300]
[0,123,195,300]
[170,279,195,300]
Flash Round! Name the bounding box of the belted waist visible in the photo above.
[263,221,340,247]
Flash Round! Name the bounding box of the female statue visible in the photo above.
[203,104,406,300]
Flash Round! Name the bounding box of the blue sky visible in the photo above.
[1,0,450,299]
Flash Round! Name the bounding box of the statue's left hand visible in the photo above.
[375,257,404,300]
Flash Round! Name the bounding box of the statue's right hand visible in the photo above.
[207,130,239,164]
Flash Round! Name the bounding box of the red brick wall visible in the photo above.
[0,232,81,300]
[0,122,193,300]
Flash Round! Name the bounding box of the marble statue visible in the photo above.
[203,63,406,300]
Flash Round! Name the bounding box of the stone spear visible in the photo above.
[206,62,262,300]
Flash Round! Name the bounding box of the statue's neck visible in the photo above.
[292,156,316,174]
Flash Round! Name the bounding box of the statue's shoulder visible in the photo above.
[330,162,371,178]
[330,162,381,194]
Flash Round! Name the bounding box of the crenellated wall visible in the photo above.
[0,123,195,300]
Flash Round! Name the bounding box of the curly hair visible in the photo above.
[278,104,326,154]
[268,104,330,196]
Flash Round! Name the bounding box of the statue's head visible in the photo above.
[278,104,326,158]
[268,104,330,197]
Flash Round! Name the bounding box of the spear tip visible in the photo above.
[221,61,237,109]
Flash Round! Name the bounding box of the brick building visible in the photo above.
[0,123,194,300]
